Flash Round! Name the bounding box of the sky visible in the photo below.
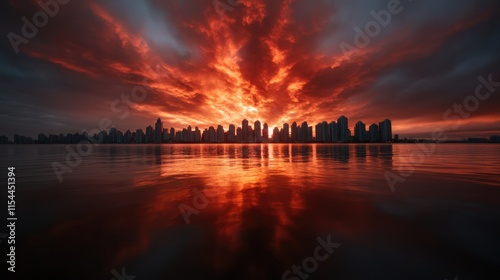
[1,0,500,139]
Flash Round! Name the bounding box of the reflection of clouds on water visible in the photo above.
[6,144,500,279]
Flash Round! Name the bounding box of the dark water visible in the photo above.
[1,144,500,279]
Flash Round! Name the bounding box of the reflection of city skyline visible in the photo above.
[59,143,395,274]
[11,143,500,279]
[108,144,395,193]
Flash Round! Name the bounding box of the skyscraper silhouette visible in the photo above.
[272,127,280,142]
[283,123,290,142]
[242,119,249,142]
[369,124,380,142]
[145,125,154,143]
[254,120,262,142]
[291,122,298,142]
[330,121,338,142]
[217,125,224,143]
[354,121,366,142]
[155,118,163,143]
[263,123,269,141]
[300,122,309,142]
[194,127,201,142]
[169,128,175,143]
[228,124,236,142]
[208,126,216,142]
[124,129,132,143]
[135,129,144,143]
[379,119,392,142]
[338,116,349,142]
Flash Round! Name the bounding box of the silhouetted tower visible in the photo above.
[369,124,379,142]
[124,130,132,143]
[209,126,216,142]
[162,128,169,143]
[254,121,262,142]
[187,125,193,142]
[170,128,175,143]
[242,119,249,142]
[330,121,338,142]
[248,125,254,142]
[228,124,236,142]
[272,127,280,142]
[379,119,392,142]
[109,128,117,143]
[291,122,298,142]
[194,127,201,142]
[135,129,144,143]
[236,127,243,142]
[300,122,308,142]
[354,121,366,142]
[263,123,269,141]
[315,121,329,142]
[117,131,124,143]
[283,123,290,142]
[217,125,224,142]
[155,118,163,143]
[145,125,154,143]
[338,116,349,142]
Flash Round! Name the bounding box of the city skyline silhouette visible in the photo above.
[2,116,500,144]
[1,116,394,144]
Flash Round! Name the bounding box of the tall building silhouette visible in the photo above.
[236,127,243,142]
[135,129,144,143]
[291,122,298,142]
[194,127,201,142]
[228,124,236,142]
[254,121,262,143]
[155,118,163,143]
[124,129,132,143]
[316,121,329,142]
[354,121,366,142]
[263,123,269,141]
[272,127,280,142]
[330,121,338,142]
[208,126,216,142]
[283,123,290,142]
[369,123,380,142]
[217,125,224,142]
[242,119,249,142]
[145,125,154,143]
[169,128,175,142]
[300,122,310,142]
[379,119,392,142]
[162,128,170,143]
[117,131,124,143]
[109,128,117,143]
[187,125,193,142]
[315,123,322,142]
[338,116,349,142]
[248,125,254,142]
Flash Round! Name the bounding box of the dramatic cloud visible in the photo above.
[1,0,500,139]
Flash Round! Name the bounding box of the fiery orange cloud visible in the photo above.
[3,0,499,138]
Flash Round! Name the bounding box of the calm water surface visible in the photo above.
[1,144,500,279]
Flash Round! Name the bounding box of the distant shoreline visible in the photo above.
[1,142,499,145]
